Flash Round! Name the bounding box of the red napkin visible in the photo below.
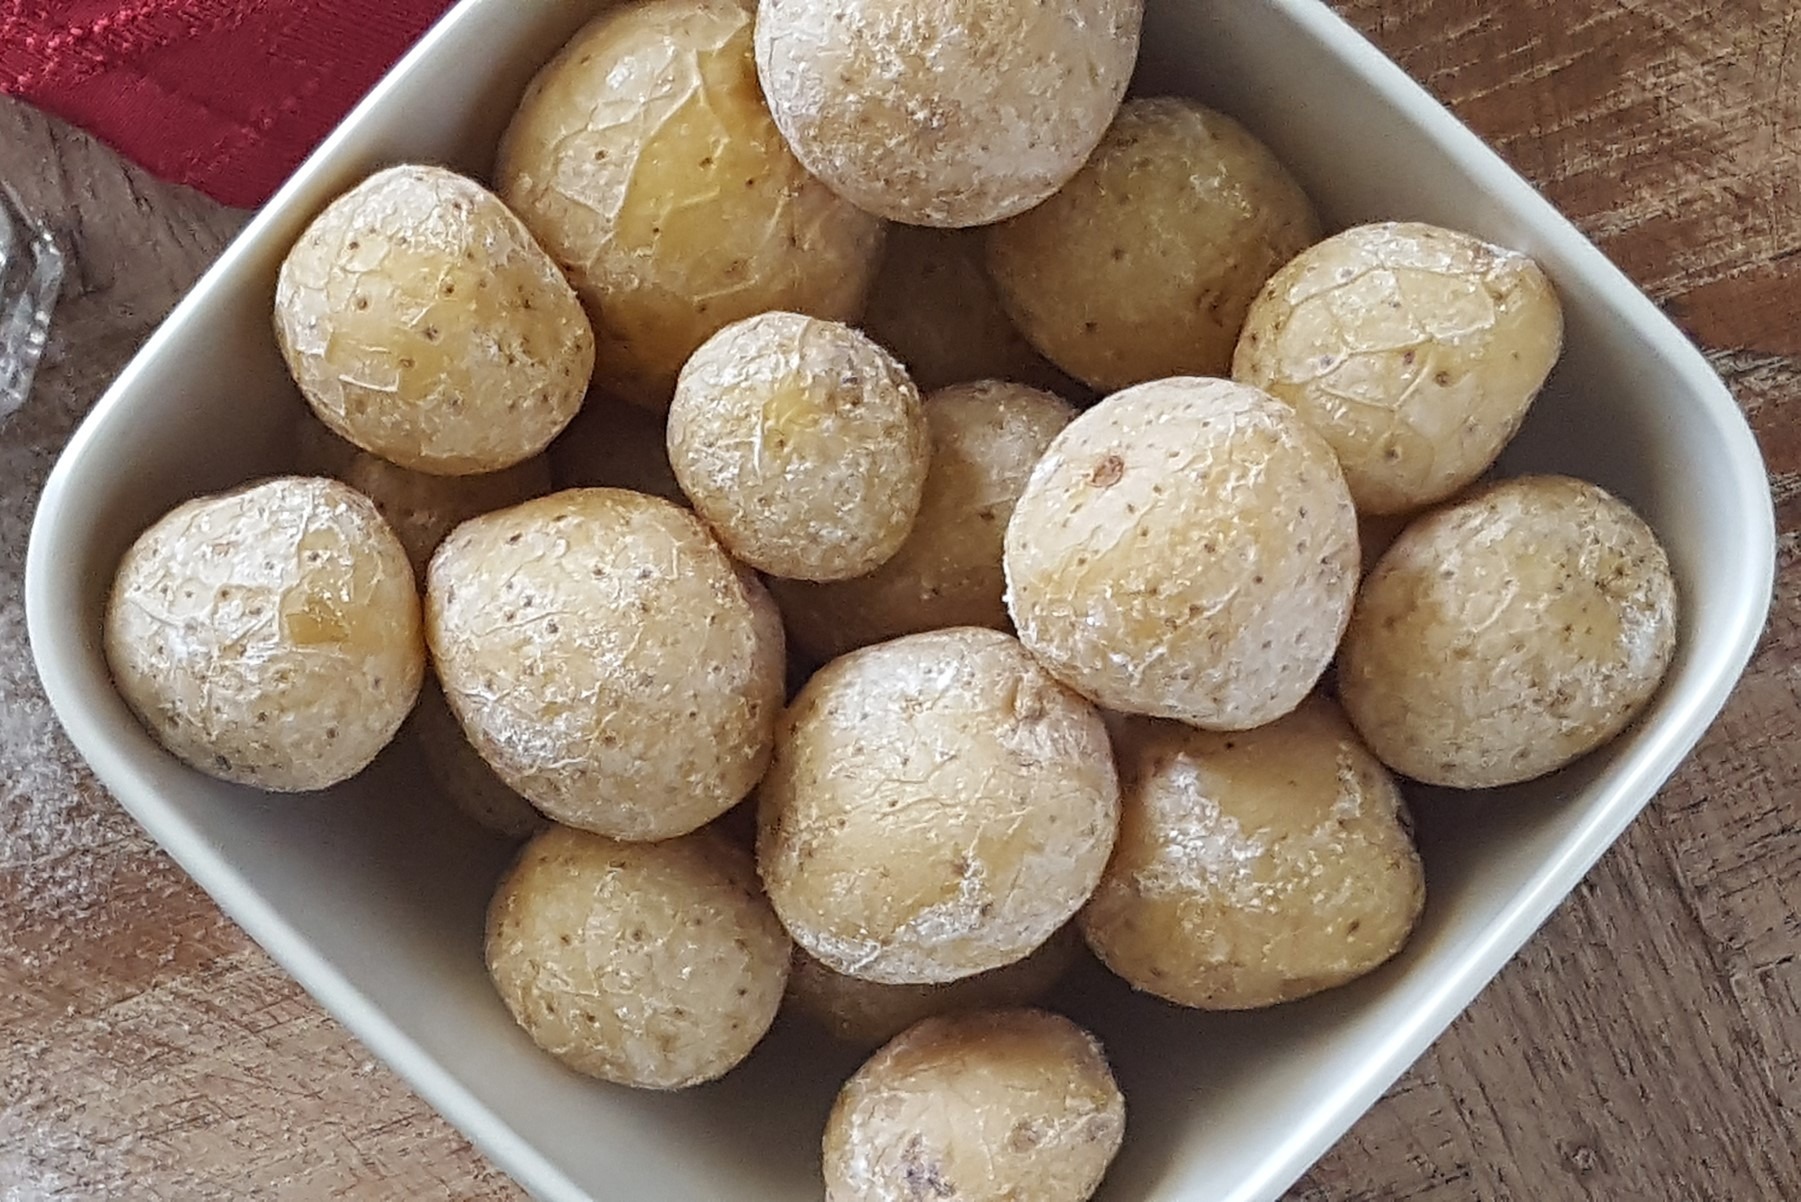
[0,0,455,209]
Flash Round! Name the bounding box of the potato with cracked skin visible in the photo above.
[1234,222,1565,515]
[789,922,1083,1050]
[1340,475,1678,789]
[1004,377,1359,731]
[769,380,1074,663]
[757,626,1118,986]
[410,681,548,840]
[274,165,593,475]
[496,0,885,411]
[105,476,424,792]
[486,824,791,1089]
[1081,697,1425,1010]
[295,413,552,578]
[756,0,1143,228]
[545,392,687,505]
[987,97,1320,392]
[427,488,786,841]
[667,312,929,581]
[822,1009,1125,1202]
[860,225,1087,397]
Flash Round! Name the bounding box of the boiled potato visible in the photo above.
[1005,377,1359,731]
[770,381,1075,663]
[486,824,790,1089]
[1340,475,1679,788]
[667,312,929,581]
[790,922,1083,1050]
[1234,222,1564,515]
[823,1009,1125,1202]
[427,488,786,840]
[758,627,1118,985]
[1081,698,1425,1010]
[545,392,687,505]
[274,165,593,475]
[756,0,1142,227]
[411,681,548,839]
[861,226,1086,396]
[105,476,424,792]
[496,0,885,410]
[295,413,551,577]
[987,97,1320,391]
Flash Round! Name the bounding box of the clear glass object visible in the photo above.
[0,182,63,421]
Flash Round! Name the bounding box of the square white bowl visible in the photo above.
[25,1,1775,1199]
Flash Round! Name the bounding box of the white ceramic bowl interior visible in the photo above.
[25,1,1775,1199]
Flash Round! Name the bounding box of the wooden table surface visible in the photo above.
[2,1,1797,1198]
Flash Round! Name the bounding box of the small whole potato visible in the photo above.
[1234,222,1565,515]
[668,312,929,581]
[427,488,786,840]
[1340,475,1679,788]
[486,825,791,1089]
[822,1009,1125,1202]
[770,381,1076,663]
[1081,698,1426,1010]
[295,414,552,577]
[1005,377,1359,731]
[411,681,548,840]
[758,627,1118,985]
[756,0,1142,228]
[105,476,424,792]
[860,226,1085,396]
[275,165,593,475]
[545,393,687,505]
[790,922,1083,1050]
[496,0,885,410]
[988,97,1320,391]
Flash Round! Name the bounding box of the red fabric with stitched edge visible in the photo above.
[0,0,455,208]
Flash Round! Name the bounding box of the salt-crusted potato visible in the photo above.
[427,488,785,840]
[770,381,1074,662]
[861,223,1088,398]
[790,922,1083,1050]
[545,393,687,505]
[667,312,929,581]
[1234,222,1564,515]
[987,98,1320,391]
[758,627,1118,985]
[486,825,790,1089]
[823,1009,1125,1202]
[295,414,551,577]
[1005,377,1359,731]
[411,681,548,839]
[1081,698,1425,1010]
[105,476,424,792]
[1340,475,1678,788]
[496,0,885,410]
[756,0,1142,227]
[274,165,593,475]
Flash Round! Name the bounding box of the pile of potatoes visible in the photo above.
[101,0,1681,1197]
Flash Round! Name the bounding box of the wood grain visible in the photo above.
[2,2,1798,1198]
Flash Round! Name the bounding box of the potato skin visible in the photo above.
[486,825,791,1089]
[274,165,593,475]
[756,0,1142,228]
[1340,475,1679,788]
[1004,377,1359,731]
[789,922,1083,1050]
[496,0,884,410]
[105,476,424,792]
[1081,698,1425,1010]
[668,312,929,581]
[770,381,1075,662]
[1234,222,1564,515]
[987,98,1318,392]
[411,681,548,840]
[822,1009,1125,1202]
[426,489,786,840]
[757,627,1119,985]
